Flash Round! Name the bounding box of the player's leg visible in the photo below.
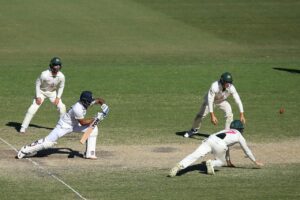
[17,125,71,159]
[74,125,99,159]
[45,124,72,142]
[218,101,233,130]
[57,100,66,117]
[184,102,209,138]
[20,96,45,133]
[169,141,211,177]
[17,138,56,159]
[85,126,98,159]
[207,155,227,175]
[206,136,228,175]
[48,92,66,117]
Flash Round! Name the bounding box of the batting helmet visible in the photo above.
[220,72,233,84]
[49,57,62,74]
[80,91,94,108]
[230,120,244,133]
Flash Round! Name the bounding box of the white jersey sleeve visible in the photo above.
[218,129,256,163]
[56,72,65,98]
[35,73,42,97]
[238,134,256,162]
[230,85,244,113]
[73,102,85,120]
[207,81,218,113]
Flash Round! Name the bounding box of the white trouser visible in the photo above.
[19,138,56,156]
[179,135,228,168]
[45,123,99,158]
[21,90,66,129]
[192,100,233,130]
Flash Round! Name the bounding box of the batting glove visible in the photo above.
[101,104,109,116]
[96,112,105,121]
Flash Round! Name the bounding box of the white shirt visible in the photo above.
[205,81,244,113]
[212,129,256,162]
[36,69,65,98]
[58,102,86,128]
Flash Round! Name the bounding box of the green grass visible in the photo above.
[0,0,300,199]
[1,164,300,200]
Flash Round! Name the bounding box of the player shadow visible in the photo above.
[176,162,215,176]
[33,147,84,158]
[175,131,210,140]
[6,122,53,132]
[175,163,255,177]
[273,67,300,74]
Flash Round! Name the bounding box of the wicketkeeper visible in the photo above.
[20,57,66,133]
[184,72,246,138]
[17,91,109,159]
[169,120,263,177]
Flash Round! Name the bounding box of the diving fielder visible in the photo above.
[169,120,263,177]
[184,72,246,138]
[20,57,66,133]
[17,91,109,159]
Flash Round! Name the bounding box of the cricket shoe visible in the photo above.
[19,127,26,134]
[168,163,183,177]
[184,128,198,138]
[85,156,97,160]
[206,159,215,175]
[84,152,97,160]
[17,146,30,159]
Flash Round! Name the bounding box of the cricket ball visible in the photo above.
[279,108,285,114]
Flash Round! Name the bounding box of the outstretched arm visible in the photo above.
[226,149,235,167]
[239,135,264,168]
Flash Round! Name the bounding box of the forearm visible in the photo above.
[35,78,42,97]
[94,98,105,105]
[56,87,64,98]
[225,149,235,167]
[78,118,95,126]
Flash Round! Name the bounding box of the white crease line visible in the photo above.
[0,137,87,200]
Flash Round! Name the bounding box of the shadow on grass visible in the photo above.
[175,131,210,140]
[176,163,209,176]
[273,67,300,74]
[33,147,84,158]
[175,163,254,177]
[6,121,53,132]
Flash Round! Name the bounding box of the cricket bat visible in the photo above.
[80,118,100,144]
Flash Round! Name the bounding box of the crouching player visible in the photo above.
[169,120,263,177]
[17,91,109,160]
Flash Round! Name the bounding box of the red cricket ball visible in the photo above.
[279,108,285,114]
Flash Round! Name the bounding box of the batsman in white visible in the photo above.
[184,72,246,138]
[17,91,109,159]
[169,120,263,177]
[20,57,66,133]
